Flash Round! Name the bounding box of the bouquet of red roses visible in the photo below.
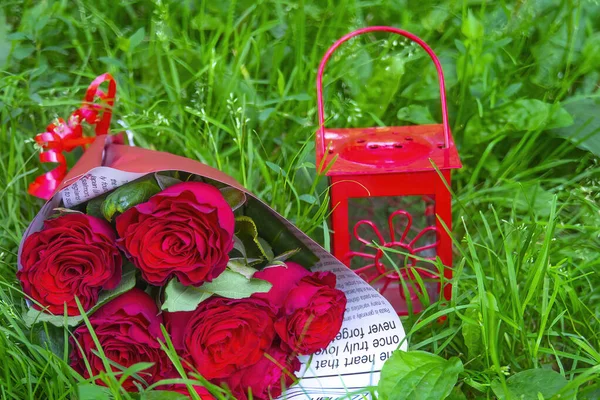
[20,177,346,398]
[19,74,405,399]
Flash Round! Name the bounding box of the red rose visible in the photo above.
[252,262,310,310]
[70,289,172,391]
[163,310,189,351]
[116,182,234,286]
[256,264,347,355]
[168,297,276,380]
[225,340,301,400]
[18,213,122,316]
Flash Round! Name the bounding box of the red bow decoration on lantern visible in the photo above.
[28,73,117,200]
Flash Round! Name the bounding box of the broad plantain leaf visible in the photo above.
[579,383,600,400]
[465,99,573,145]
[355,52,405,123]
[0,10,9,69]
[128,27,145,51]
[552,98,600,157]
[445,386,467,400]
[24,267,137,328]
[378,350,463,400]
[462,9,484,40]
[28,323,66,358]
[397,105,436,125]
[490,369,572,400]
[78,384,113,400]
[461,301,483,363]
[102,178,161,221]
[162,270,271,312]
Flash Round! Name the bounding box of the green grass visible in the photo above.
[1,0,599,399]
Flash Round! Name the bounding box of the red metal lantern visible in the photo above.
[316,27,462,315]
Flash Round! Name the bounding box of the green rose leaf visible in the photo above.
[154,172,183,190]
[46,208,84,220]
[220,186,246,211]
[24,266,137,328]
[162,270,272,312]
[102,178,161,221]
[231,235,247,258]
[203,269,271,298]
[257,237,274,261]
[273,248,301,263]
[227,258,260,279]
[235,216,273,261]
[264,248,302,268]
[85,194,108,219]
[378,350,464,400]
[162,278,214,312]
[244,198,319,268]
[490,369,573,400]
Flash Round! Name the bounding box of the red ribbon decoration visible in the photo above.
[28,73,117,200]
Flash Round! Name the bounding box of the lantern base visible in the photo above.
[344,201,445,316]
[369,269,441,315]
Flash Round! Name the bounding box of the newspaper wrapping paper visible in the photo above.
[18,136,407,399]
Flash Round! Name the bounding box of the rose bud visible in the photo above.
[18,213,122,316]
[224,340,301,400]
[70,289,171,391]
[168,297,276,380]
[116,182,234,286]
[255,264,346,355]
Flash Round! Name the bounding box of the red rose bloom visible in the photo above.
[70,289,171,391]
[277,272,346,354]
[225,340,301,400]
[115,182,234,286]
[255,264,346,355]
[168,297,276,380]
[252,262,310,310]
[18,213,122,315]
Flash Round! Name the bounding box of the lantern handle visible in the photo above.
[316,26,451,156]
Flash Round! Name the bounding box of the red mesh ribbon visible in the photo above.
[28,73,117,199]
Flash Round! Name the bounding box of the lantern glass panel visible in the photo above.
[346,195,441,313]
